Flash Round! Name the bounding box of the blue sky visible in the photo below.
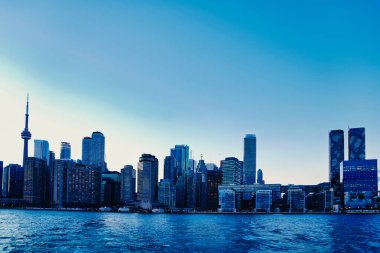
[0,1,379,184]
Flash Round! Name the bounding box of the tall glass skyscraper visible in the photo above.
[221,157,243,185]
[81,132,107,172]
[348,127,365,161]
[60,142,71,160]
[244,134,256,184]
[329,130,344,204]
[137,154,159,208]
[163,156,177,185]
[34,140,50,165]
[120,165,136,204]
[257,169,264,184]
[170,145,189,176]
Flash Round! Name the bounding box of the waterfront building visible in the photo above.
[137,154,159,208]
[255,190,272,212]
[163,156,177,185]
[82,132,107,173]
[24,157,49,207]
[34,140,50,165]
[343,159,378,208]
[48,151,56,206]
[21,94,32,168]
[257,169,264,184]
[244,134,256,185]
[158,179,176,210]
[195,158,208,210]
[287,188,305,212]
[218,189,236,212]
[207,168,223,211]
[60,142,71,160]
[120,165,136,204]
[170,145,189,208]
[1,164,24,199]
[185,170,195,208]
[220,157,243,185]
[101,172,121,207]
[305,190,333,212]
[53,160,102,208]
[218,184,282,211]
[329,130,344,206]
[349,127,365,161]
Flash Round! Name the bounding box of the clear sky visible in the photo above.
[0,1,379,184]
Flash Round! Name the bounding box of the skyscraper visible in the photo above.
[329,130,344,205]
[1,164,24,199]
[170,145,189,176]
[34,140,50,165]
[81,132,107,172]
[207,168,223,211]
[244,134,256,184]
[348,127,365,161]
[170,145,189,208]
[257,169,264,184]
[158,179,176,210]
[21,94,32,168]
[120,165,136,204]
[23,157,49,207]
[221,157,243,185]
[137,154,159,208]
[60,142,71,160]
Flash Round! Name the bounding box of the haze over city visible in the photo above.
[0,1,379,185]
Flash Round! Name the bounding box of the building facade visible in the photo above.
[24,157,49,207]
[158,179,176,210]
[329,130,344,206]
[120,165,136,204]
[221,157,243,185]
[348,127,366,161]
[34,140,50,165]
[137,154,159,208]
[244,134,256,184]
[255,190,272,212]
[60,142,71,160]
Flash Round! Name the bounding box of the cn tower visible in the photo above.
[21,94,32,167]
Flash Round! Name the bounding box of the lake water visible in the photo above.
[0,209,379,252]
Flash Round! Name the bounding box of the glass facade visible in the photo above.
[221,157,243,185]
[23,158,49,207]
[329,130,344,204]
[244,134,256,184]
[60,142,71,160]
[34,140,50,165]
[349,128,365,161]
[219,189,236,212]
[137,154,159,206]
[256,190,272,212]
[287,188,305,212]
[120,165,136,204]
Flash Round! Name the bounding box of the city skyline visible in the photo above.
[0,2,379,184]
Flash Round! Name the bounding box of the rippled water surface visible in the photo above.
[1,209,380,252]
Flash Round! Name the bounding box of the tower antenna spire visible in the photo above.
[21,93,32,167]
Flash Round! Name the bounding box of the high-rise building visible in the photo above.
[137,154,158,208]
[195,158,208,210]
[34,140,50,165]
[221,157,243,185]
[255,190,272,212]
[53,160,102,208]
[257,169,264,184]
[48,151,56,206]
[170,145,189,208]
[329,130,344,205]
[207,169,223,211]
[120,165,136,204]
[101,172,121,207]
[349,128,365,161]
[343,159,378,208]
[1,164,24,199]
[21,94,32,168]
[23,157,49,207]
[158,179,176,210]
[81,132,107,172]
[60,142,71,160]
[244,134,256,184]
[82,137,92,165]
[163,156,177,185]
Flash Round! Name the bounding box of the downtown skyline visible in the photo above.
[0,1,380,185]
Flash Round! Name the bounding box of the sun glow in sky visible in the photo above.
[0,1,379,184]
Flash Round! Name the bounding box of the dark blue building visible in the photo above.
[2,164,24,199]
[349,128,365,161]
[329,130,344,204]
[0,161,3,196]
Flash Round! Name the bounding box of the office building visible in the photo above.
[34,140,50,166]
[329,130,344,205]
[24,157,49,207]
[163,156,177,184]
[82,132,107,172]
[255,190,272,212]
[221,157,243,185]
[120,165,136,204]
[349,127,365,161]
[244,134,256,184]
[343,159,378,208]
[170,145,189,208]
[101,171,120,207]
[60,142,71,160]
[1,164,24,199]
[218,189,236,212]
[137,154,158,208]
[257,169,264,184]
[287,188,305,212]
[195,158,208,210]
[207,169,223,211]
[21,95,32,168]
[158,179,176,210]
[82,137,92,165]
[305,190,333,212]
